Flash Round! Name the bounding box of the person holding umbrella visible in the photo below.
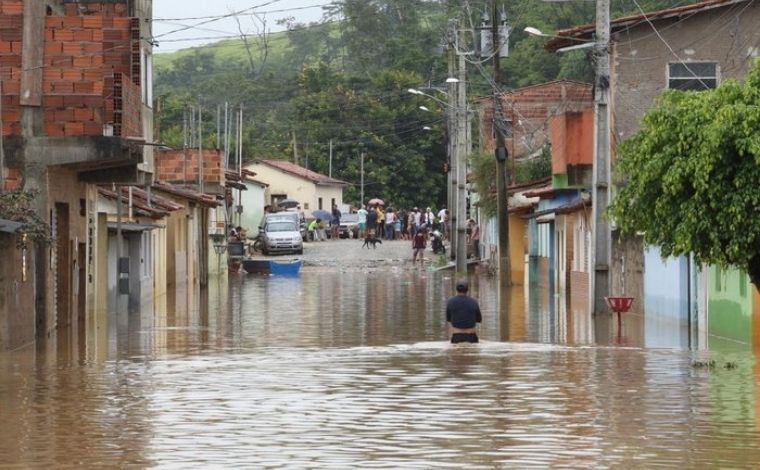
[311,210,333,241]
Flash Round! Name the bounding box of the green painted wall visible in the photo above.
[708,265,752,351]
[552,174,569,189]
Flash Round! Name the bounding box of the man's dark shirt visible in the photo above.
[446,295,482,328]
[367,210,377,229]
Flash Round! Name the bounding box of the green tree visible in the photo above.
[608,60,760,289]
[0,190,52,246]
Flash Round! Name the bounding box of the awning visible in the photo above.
[107,222,162,233]
[0,218,22,234]
[536,214,555,224]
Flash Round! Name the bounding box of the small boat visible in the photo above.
[242,258,302,275]
[242,259,271,274]
[269,259,302,275]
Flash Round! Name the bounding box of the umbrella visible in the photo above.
[312,209,334,222]
[277,198,300,209]
[368,198,384,206]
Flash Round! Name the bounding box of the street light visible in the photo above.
[526,0,613,316]
[419,105,430,112]
[524,26,594,52]
[408,80,470,273]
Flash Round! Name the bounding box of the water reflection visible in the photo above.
[1,268,760,467]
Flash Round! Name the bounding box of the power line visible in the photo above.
[152,0,287,40]
[152,3,330,22]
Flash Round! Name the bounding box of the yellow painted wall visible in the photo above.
[246,163,344,213]
[509,214,527,285]
[46,167,89,335]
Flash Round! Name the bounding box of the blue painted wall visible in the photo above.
[643,247,691,348]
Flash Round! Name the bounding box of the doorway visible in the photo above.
[55,203,71,329]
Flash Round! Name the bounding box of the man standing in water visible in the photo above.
[446,280,482,343]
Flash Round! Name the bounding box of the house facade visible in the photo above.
[0,0,155,351]
[245,160,348,215]
[550,0,760,347]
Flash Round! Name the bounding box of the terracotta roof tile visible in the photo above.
[258,159,349,186]
[547,0,751,50]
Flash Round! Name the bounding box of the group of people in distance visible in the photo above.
[356,205,449,241]
[307,204,343,241]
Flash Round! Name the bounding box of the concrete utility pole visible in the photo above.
[238,106,244,226]
[360,152,365,207]
[455,30,468,274]
[292,130,299,165]
[329,139,333,178]
[198,103,204,193]
[447,23,457,261]
[492,0,511,290]
[591,0,611,315]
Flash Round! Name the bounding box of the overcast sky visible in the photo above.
[152,0,335,53]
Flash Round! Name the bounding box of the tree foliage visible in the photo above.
[0,190,52,246]
[154,0,684,208]
[608,60,760,288]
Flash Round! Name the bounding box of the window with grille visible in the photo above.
[668,62,717,91]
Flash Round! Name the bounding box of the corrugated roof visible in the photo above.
[97,187,170,219]
[257,159,350,186]
[152,181,221,207]
[546,0,751,50]
[508,202,537,214]
[555,198,591,215]
[522,186,556,199]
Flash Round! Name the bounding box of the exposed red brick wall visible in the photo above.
[155,149,224,185]
[111,73,142,137]
[480,81,593,160]
[0,1,141,137]
[1,166,21,191]
[0,10,22,136]
[63,1,130,17]
[0,0,23,15]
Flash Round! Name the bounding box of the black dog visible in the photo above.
[362,237,383,249]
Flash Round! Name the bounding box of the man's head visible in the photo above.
[455,279,469,293]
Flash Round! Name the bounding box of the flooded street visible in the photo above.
[2,241,760,468]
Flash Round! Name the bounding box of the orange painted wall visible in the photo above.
[550,110,593,175]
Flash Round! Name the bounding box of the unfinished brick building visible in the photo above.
[478,80,593,177]
[0,0,154,350]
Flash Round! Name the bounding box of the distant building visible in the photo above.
[246,160,349,215]
[0,0,155,350]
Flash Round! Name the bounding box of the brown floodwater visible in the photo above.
[1,266,760,468]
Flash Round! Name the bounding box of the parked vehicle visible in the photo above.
[259,211,306,240]
[339,213,360,239]
[262,221,303,255]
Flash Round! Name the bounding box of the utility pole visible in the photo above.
[224,102,229,169]
[455,27,468,274]
[592,0,612,315]
[238,106,244,226]
[492,0,511,289]
[447,21,458,262]
[292,130,299,165]
[360,152,365,207]
[198,103,204,193]
[329,139,333,178]
[216,104,221,149]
